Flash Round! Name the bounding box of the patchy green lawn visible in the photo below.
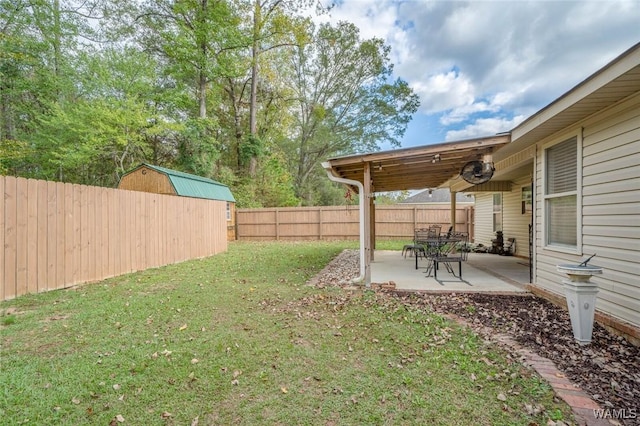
[1,241,573,425]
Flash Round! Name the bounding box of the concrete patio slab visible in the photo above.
[371,250,529,293]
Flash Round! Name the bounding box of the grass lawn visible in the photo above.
[1,241,573,425]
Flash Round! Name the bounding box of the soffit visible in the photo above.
[324,135,510,193]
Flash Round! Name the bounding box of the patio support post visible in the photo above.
[363,162,372,284]
[370,179,376,261]
[450,190,457,232]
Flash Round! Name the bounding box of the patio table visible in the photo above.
[415,235,465,277]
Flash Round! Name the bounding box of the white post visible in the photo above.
[557,263,603,345]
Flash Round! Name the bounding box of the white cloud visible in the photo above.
[445,115,527,142]
[411,70,475,113]
[308,0,640,146]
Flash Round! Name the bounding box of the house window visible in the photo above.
[544,137,578,249]
[493,193,502,232]
[226,202,231,221]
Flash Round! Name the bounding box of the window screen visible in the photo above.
[545,137,577,247]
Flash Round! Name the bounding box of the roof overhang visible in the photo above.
[323,134,510,193]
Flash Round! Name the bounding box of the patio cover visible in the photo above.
[322,134,510,286]
[323,135,510,193]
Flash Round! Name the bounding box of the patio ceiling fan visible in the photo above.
[460,156,494,185]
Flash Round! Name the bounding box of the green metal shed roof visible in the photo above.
[138,163,235,202]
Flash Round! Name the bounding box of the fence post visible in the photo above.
[413,206,417,232]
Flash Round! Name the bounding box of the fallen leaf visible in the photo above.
[191,417,199,426]
[281,386,288,394]
[113,384,121,391]
[233,370,242,379]
[497,393,507,401]
[161,412,172,418]
[72,397,81,405]
[116,414,125,422]
[191,358,199,364]
[231,379,239,385]
[179,324,188,331]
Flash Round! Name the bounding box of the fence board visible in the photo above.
[108,189,117,277]
[56,182,65,289]
[63,184,73,286]
[0,177,4,300]
[4,177,17,299]
[37,180,48,292]
[46,181,58,291]
[80,185,89,283]
[120,189,130,274]
[99,187,108,279]
[27,180,40,292]
[16,178,28,297]
[72,184,82,284]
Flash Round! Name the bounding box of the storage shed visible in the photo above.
[118,164,236,240]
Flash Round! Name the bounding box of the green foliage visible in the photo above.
[0,139,31,174]
[375,191,410,205]
[284,21,420,200]
[238,134,264,167]
[0,0,420,207]
[221,152,300,208]
[176,118,222,177]
[28,97,152,184]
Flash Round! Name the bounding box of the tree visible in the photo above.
[0,0,104,175]
[244,0,317,176]
[285,21,419,203]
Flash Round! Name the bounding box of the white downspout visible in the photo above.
[321,162,366,285]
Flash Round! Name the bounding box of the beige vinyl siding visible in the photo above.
[501,176,532,258]
[472,177,532,258]
[533,94,640,328]
[473,193,494,247]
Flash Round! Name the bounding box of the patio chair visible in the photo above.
[433,232,469,280]
[403,227,430,258]
[414,225,442,270]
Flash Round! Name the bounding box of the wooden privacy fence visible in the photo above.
[1,176,228,301]
[236,204,474,241]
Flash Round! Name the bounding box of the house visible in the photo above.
[118,164,237,241]
[323,42,639,342]
[459,43,640,341]
[401,188,474,205]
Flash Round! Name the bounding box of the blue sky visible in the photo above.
[313,0,640,150]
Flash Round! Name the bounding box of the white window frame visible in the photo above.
[492,193,503,232]
[226,202,231,221]
[541,134,582,254]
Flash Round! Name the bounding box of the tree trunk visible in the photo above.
[248,0,261,177]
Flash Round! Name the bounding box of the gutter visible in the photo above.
[321,162,366,285]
